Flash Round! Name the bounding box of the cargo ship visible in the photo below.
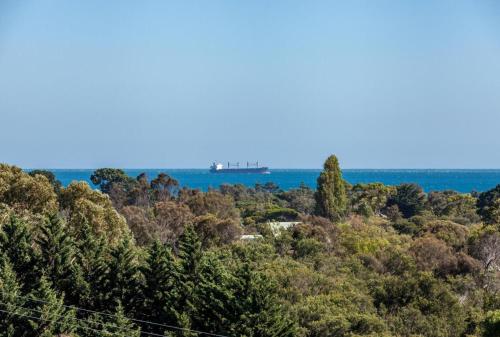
[210,162,270,174]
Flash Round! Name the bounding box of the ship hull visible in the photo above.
[210,167,270,174]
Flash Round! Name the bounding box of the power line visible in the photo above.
[0,308,130,336]
[0,301,163,337]
[1,292,231,337]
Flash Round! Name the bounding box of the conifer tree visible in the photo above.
[315,155,347,221]
[101,235,140,314]
[166,226,204,336]
[36,214,77,298]
[0,256,26,337]
[102,303,141,337]
[81,303,141,337]
[74,220,108,309]
[178,226,202,276]
[141,241,181,333]
[25,277,77,337]
[177,226,202,315]
[230,263,296,337]
[192,253,234,335]
[0,216,39,292]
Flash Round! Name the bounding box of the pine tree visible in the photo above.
[230,263,297,337]
[36,214,77,298]
[0,256,26,337]
[178,226,202,277]
[141,241,181,333]
[172,226,203,336]
[315,155,347,221]
[101,235,140,314]
[25,276,77,337]
[74,220,108,310]
[0,216,39,292]
[192,253,234,335]
[101,303,141,337]
[80,303,141,337]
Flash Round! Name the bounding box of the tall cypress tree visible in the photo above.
[141,241,181,334]
[315,155,347,221]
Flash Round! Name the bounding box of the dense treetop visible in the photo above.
[0,158,499,337]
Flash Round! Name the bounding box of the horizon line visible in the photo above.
[22,167,500,171]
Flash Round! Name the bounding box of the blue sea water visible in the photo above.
[43,169,500,193]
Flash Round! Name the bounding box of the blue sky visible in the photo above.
[1,0,500,168]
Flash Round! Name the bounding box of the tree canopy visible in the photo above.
[315,155,347,221]
[0,161,498,337]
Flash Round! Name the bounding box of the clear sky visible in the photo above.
[1,0,500,169]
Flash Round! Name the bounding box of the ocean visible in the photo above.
[43,169,500,193]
